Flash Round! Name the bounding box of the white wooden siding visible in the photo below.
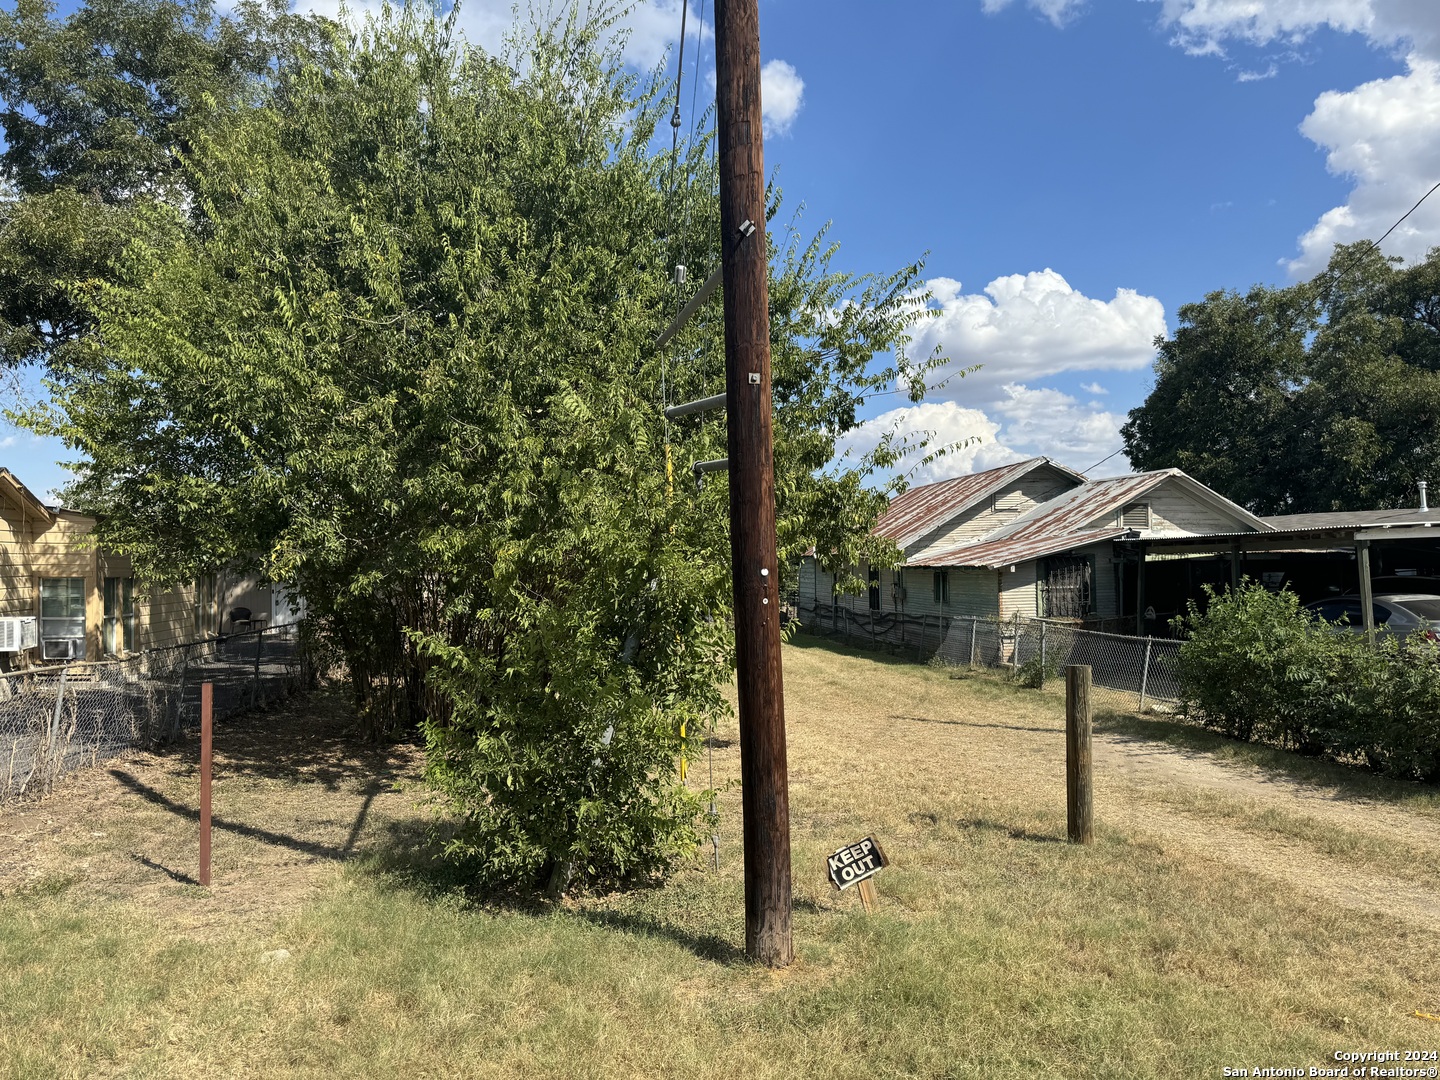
[909,467,1081,556]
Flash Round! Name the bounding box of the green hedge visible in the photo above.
[1175,583,1440,782]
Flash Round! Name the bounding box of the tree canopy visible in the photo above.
[1122,244,1440,514]
[19,1,942,888]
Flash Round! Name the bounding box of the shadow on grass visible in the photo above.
[784,631,928,668]
[1095,708,1440,810]
[131,853,199,886]
[351,819,754,965]
[957,816,1065,844]
[892,714,1058,735]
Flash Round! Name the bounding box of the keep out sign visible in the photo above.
[826,836,888,891]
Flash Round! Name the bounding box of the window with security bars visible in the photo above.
[1040,557,1093,619]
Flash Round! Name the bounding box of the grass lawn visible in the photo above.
[2,634,1438,1078]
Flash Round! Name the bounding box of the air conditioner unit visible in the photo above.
[41,637,75,661]
[0,617,38,652]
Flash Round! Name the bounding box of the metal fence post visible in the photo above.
[1039,621,1048,688]
[970,616,978,667]
[251,628,263,710]
[1138,637,1153,712]
[46,667,69,782]
[172,649,190,742]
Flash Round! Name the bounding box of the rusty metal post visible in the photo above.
[716,0,792,968]
[200,681,213,887]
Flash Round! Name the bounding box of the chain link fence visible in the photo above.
[797,604,1181,712]
[0,623,311,802]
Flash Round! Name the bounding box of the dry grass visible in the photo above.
[2,635,1439,1078]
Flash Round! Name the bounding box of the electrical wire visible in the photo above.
[1320,178,1440,299]
[1081,447,1125,475]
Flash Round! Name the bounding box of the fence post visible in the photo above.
[1066,664,1093,845]
[200,681,213,888]
[172,649,190,743]
[1138,637,1153,713]
[46,667,69,785]
[1039,621,1048,688]
[251,628,263,710]
[970,617,978,667]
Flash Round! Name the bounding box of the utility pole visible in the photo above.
[715,0,793,967]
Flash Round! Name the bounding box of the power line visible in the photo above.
[1320,177,1440,297]
[1081,447,1125,475]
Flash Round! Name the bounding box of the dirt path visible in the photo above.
[1086,731,1440,927]
[0,691,426,938]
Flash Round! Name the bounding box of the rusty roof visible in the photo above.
[907,528,1130,569]
[0,469,55,524]
[981,469,1271,546]
[874,457,1085,549]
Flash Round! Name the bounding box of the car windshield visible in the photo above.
[1395,598,1440,621]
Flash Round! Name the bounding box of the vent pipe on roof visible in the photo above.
[1421,481,1429,512]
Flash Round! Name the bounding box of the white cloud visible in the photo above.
[760,59,804,137]
[906,270,1165,397]
[991,384,1128,470]
[1080,381,1107,394]
[1154,3,1440,276]
[1289,55,1440,274]
[981,0,1087,30]
[835,401,1023,487]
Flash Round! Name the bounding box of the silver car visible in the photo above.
[1304,593,1440,640]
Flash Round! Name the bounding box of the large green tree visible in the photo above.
[27,3,939,888]
[0,0,329,370]
[1122,244,1440,514]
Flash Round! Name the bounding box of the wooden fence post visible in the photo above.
[1066,664,1093,845]
[200,681,213,887]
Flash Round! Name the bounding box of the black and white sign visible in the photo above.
[826,836,888,891]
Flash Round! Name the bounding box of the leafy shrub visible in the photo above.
[1175,582,1440,781]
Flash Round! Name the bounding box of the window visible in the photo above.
[1121,503,1151,529]
[994,492,1026,512]
[103,577,136,655]
[40,577,87,660]
[1040,556,1094,619]
[868,567,881,610]
[933,570,950,605]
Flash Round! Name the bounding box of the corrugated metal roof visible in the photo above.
[1263,509,1440,529]
[873,457,1084,549]
[907,528,1130,569]
[977,471,1177,544]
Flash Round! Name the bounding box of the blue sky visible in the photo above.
[7,0,1440,498]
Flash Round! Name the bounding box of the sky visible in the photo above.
[6,0,1440,500]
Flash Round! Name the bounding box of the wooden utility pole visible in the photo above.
[716,0,793,967]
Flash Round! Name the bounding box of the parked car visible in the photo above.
[1303,593,1440,640]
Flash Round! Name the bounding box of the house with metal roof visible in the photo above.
[797,458,1272,634]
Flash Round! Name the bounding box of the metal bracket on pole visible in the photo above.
[665,392,727,422]
[691,457,729,491]
[655,265,724,352]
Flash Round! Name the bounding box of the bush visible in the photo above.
[1174,582,1440,781]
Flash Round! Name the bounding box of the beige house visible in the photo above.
[0,469,297,667]
[799,457,1272,633]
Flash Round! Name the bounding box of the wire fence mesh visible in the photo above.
[797,604,1182,713]
[0,623,311,803]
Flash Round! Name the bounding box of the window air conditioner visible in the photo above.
[42,638,75,661]
[0,617,38,652]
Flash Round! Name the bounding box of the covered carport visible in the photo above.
[1116,508,1440,640]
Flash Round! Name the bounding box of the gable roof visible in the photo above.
[981,469,1272,545]
[0,469,55,526]
[874,457,1086,550]
[906,469,1272,570]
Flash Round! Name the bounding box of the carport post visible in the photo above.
[1357,539,1376,644]
[1135,544,1146,636]
[199,681,213,887]
[1065,665,1094,845]
[251,628,263,709]
[1229,540,1241,592]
